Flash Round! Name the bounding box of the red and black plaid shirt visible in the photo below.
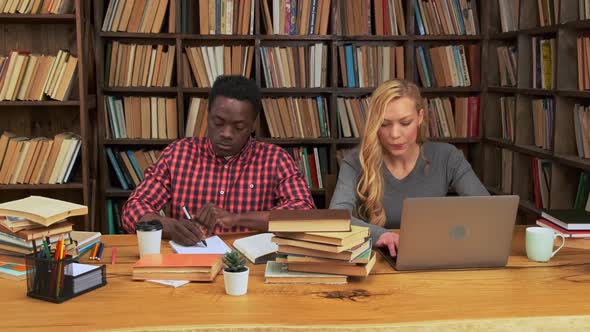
[122,137,315,233]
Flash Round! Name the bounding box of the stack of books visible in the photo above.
[132,253,223,282]
[265,209,375,284]
[0,196,88,264]
[537,206,590,249]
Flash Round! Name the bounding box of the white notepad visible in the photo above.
[169,235,231,254]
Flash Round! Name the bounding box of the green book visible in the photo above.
[574,172,590,209]
[541,209,590,231]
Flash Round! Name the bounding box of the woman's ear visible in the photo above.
[417,108,425,126]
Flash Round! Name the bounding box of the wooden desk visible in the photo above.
[3,227,590,331]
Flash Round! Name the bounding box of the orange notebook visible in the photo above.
[132,254,223,282]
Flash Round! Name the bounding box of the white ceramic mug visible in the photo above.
[526,227,566,262]
[136,220,163,258]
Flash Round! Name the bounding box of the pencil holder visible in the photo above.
[25,254,107,303]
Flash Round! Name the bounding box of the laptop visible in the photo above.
[391,195,519,271]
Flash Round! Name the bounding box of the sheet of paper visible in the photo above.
[169,235,231,254]
[146,280,190,288]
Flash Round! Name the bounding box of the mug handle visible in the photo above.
[551,234,566,257]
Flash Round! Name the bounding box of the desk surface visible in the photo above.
[3,226,590,331]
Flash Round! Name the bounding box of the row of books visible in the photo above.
[532,37,555,90]
[536,0,560,27]
[262,97,330,139]
[415,44,479,88]
[105,96,178,140]
[425,96,480,139]
[184,46,254,88]
[581,0,590,20]
[532,157,551,209]
[106,147,161,190]
[105,199,127,235]
[0,0,73,14]
[0,132,80,185]
[102,0,170,33]
[499,96,515,142]
[336,96,368,138]
[577,36,590,91]
[286,146,328,190]
[105,42,175,88]
[574,104,590,159]
[185,97,209,138]
[195,0,254,35]
[266,210,375,283]
[532,98,554,151]
[414,0,479,36]
[338,45,405,88]
[497,45,517,87]
[498,0,519,32]
[261,0,330,35]
[336,0,405,36]
[0,50,78,102]
[260,44,327,88]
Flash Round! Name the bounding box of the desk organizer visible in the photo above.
[25,254,107,303]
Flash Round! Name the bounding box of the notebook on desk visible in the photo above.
[383,195,519,271]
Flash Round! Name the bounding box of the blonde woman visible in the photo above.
[330,80,488,256]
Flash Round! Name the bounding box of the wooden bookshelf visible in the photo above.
[93,0,486,233]
[482,0,590,221]
[0,0,94,230]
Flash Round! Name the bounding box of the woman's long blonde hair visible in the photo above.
[356,80,427,227]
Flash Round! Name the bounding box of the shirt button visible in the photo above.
[220,190,225,195]
[224,165,229,169]
[249,184,255,189]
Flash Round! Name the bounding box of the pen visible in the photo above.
[111,247,117,265]
[182,205,208,247]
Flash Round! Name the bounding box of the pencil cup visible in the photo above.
[136,220,163,258]
[25,254,107,303]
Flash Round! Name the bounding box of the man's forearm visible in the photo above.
[235,211,270,231]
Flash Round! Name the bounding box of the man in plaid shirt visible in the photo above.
[121,75,314,245]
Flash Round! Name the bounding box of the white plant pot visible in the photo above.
[223,267,249,296]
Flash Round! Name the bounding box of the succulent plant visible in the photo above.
[223,249,247,273]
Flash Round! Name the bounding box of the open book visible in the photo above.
[0,196,87,227]
[233,233,278,264]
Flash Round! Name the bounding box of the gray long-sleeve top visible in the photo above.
[329,142,489,244]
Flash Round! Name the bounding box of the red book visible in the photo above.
[467,96,480,137]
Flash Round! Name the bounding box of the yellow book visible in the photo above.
[0,196,87,227]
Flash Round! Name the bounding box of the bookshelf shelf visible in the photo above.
[429,137,481,144]
[488,87,519,94]
[413,35,483,41]
[99,32,177,40]
[519,26,558,35]
[182,34,257,41]
[104,139,176,145]
[419,87,482,93]
[335,138,361,145]
[105,188,133,197]
[558,90,590,98]
[257,138,333,145]
[261,88,333,94]
[337,35,410,41]
[0,183,84,190]
[554,155,590,173]
[103,87,178,94]
[489,32,519,40]
[259,35,334,41]
[563,20,590,29]
[515,88,555,96]
[0,14,76,23]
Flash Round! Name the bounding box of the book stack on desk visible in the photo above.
[267,209,376,281]
[132,253,223,282]
[537,209,590,249]
[0,196,88,263]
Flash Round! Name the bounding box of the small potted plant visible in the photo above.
[222,250,249,296]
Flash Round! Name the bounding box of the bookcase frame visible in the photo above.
[483,0,590,221]
[93,0,487,233]
[0,0,95,230]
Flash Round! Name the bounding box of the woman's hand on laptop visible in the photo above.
[376,232,399,257]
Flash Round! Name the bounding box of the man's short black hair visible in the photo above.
[209,75,261,116]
